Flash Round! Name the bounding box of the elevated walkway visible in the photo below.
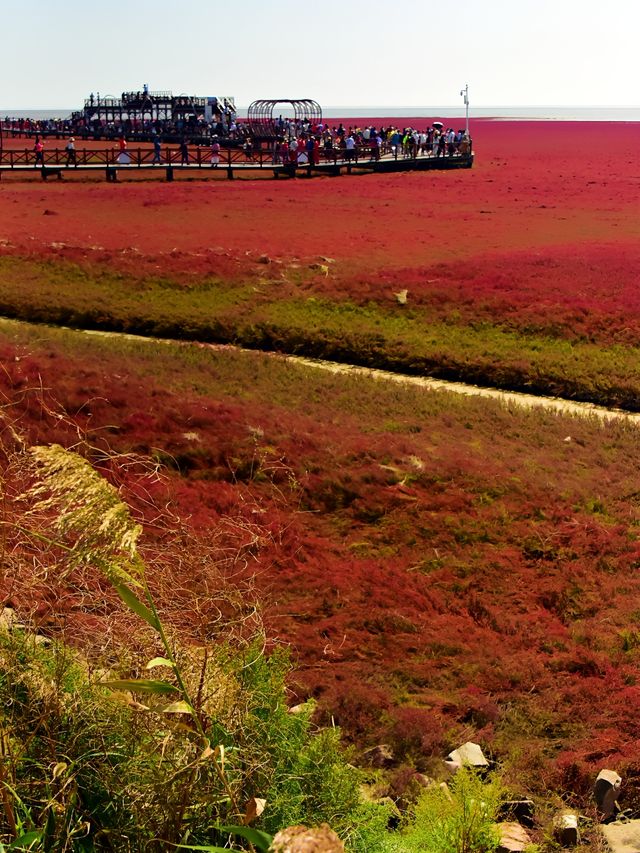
[0,147,473,181]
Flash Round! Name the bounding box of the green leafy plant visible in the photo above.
[398,767,503,853]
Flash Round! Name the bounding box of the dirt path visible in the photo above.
[78,326,640,426]
[5,318,639,427]
[278,354,640,425]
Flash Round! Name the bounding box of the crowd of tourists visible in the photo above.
[179,122,471,167]
[3,113,469,161]
[1,113,237,143]
[251,122,469,167]
[18,120,471,171]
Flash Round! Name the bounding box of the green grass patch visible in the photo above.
[1,256,640,409]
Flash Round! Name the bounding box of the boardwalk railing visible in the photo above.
[0,140,472,171]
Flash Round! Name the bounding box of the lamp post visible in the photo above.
[460,83,469,137]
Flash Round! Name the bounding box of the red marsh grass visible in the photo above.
[2,119,640,797]
[1,120,640,407]
[2,319,640,796]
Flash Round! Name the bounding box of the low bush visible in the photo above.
[392,767,503,853]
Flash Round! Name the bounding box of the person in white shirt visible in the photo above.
[344,134,356,161]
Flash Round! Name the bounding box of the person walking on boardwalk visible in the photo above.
[152,136,162,164]
[117,135,130,165]
[65,137,76,166]
[446,128,456,156]
[369,132,380,161]
[34,136,44,168]
[390,129,400,157]
[210,137,220,167]
[344,133,356,162]
[431,129,439,156]
[305,135,315,166]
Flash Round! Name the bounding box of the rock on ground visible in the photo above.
[601,819,640,853]
[270,824,344,853]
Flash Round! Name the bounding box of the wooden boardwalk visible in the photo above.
[0,148,473,181]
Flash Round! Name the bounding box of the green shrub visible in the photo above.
[391,767,503,853]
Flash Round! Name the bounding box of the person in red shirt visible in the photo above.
[117,135,131,165]
[296,136,306,164]
[34,136,44,167]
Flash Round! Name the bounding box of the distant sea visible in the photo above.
[2,106,639,121]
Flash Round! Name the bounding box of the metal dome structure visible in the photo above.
[247,99,322,139]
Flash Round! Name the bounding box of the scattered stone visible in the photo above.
[394,289,408,304]
[0,608,50,645]
[318,256,335,264]
[601,819,640,853]
[182,432,201,442]
[497,822,532,853]
[446,741,489,772]
[43,209,58,216]
[595,769,622,820]
[499,800,535,828]
[0,607,19,631]
[258,254,271,264]
[363,744,395,768]
[309,263,329,275]
[375,796,402,829]
[270,823,344,852]
[413,772,434,788]
[554,813,580,846]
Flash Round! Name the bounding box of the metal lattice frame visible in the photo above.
[247,99,322,138]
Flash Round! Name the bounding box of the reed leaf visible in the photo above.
[115,583,160,630]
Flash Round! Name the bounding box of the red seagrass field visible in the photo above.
[1,118,639,279]
[2,118,640,800]
[2,119,640,349]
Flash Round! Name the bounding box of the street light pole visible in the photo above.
[460,84,469,136]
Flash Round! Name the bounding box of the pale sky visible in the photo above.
[2,0,637,109]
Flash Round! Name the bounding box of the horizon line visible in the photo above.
[1,103,638,111]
